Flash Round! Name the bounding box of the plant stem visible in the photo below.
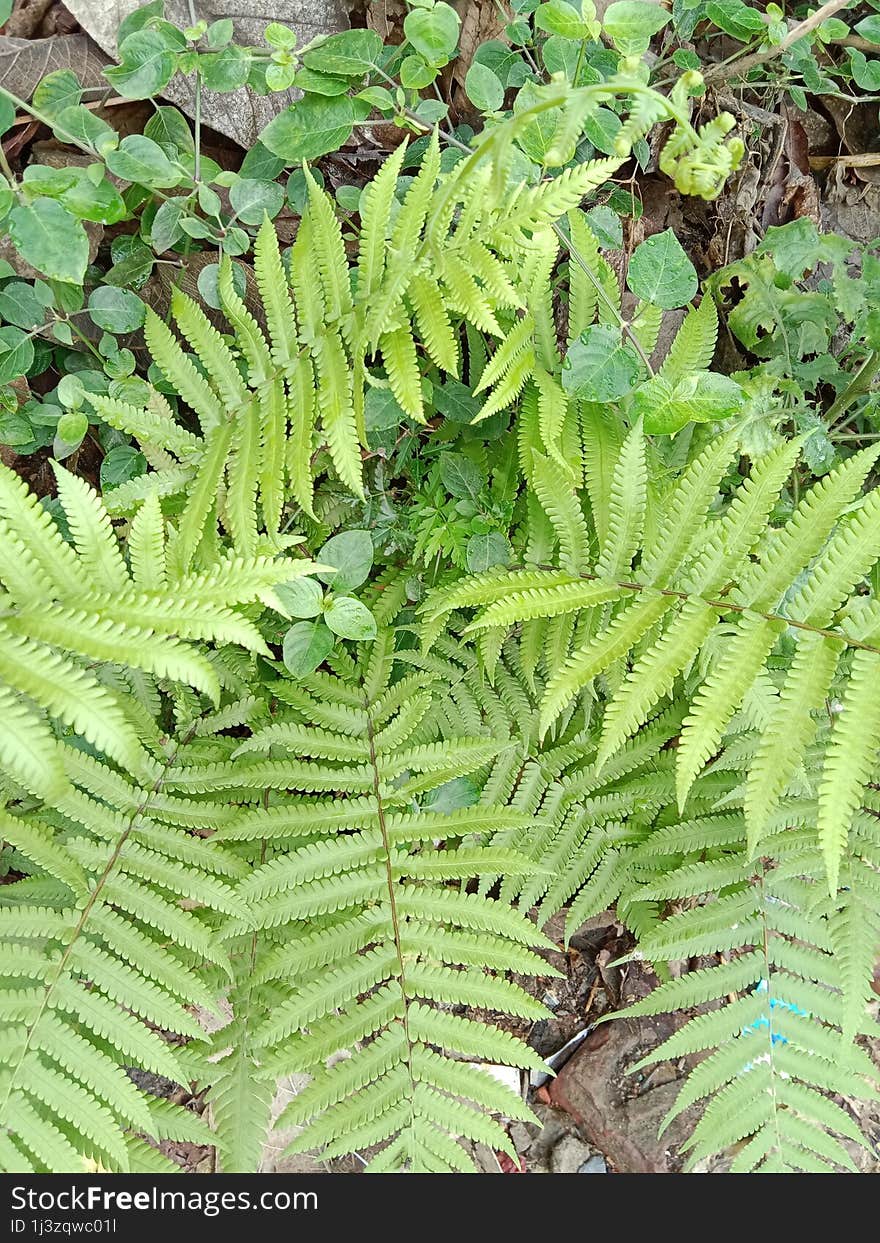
[826,349,880,430]
[704,0,854,83]
[187,0,202,183]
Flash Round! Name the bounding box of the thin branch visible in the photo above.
[704,0,854,83]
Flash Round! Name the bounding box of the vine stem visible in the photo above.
[826,349,880,431]
[187,0,202,184]
[704,0,854,83]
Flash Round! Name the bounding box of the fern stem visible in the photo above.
[365,702,418,1143]
[552,221,656,375]
[533,564,880,655]
[0,723,202,1122]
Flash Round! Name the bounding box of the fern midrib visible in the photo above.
[530,566,880,657]
[757,866,785,1165]
[0,721,201,1124]
[365,701,418,1142]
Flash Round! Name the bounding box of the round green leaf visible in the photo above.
[229,177,284,224]
[466,531,511,573]
[534,1,590,39]
[197,260,246,310]
[104,31,177,99]
[562,325,643,401]
[200,45,252,92]
[0,326,34,382]
[87,286,146,334]
[303,29,383,76]
[323,595,377,641]
[627,229,698,309]
[260,95,363,163]
[404,2,461,65]
[316,529,374,593]
[8,200,90,284]
[632,371,744,435]
[465,62,505,111]
[274,576,324,618]
[603,0,670,53]
[57,409,88,444]
[282,620,335,677]
[105,135,180,188]
[400,55,437,89]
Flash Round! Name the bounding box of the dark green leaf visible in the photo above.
[466,531,511,572]
[88,286,146,334]
[100,443,147,490]
[627,229,698,308]
[323,595,377,641]
[303,29,383,76]
[563,324,643,401]
[0,326,34,382]
[282,620,335,677]
[260,94,364,163]
[200,45,252,92]
[404,2,461,65]
[7,200,90,284]
[317,529,374,593]
[439,453,485,502]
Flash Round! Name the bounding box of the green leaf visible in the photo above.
[757,218,822,279]
[632,372,745,434]
[535,1,590,39]
[0,280,50,330]
[200,45,252,92]
[283,620,335,677]
[464,62,505,112]
[0,326,35,382]
[274,577,324,619]
[627,229,698,309]
[88,287,146,334]
[847,48,880,90]
[434,380,480,423]
[404,2,461,65]
[144,106,194,154]
[563,325,643,402]
[584,204,623,249]
[317,530,374,593]
[855,15,880,42]
[104,31,177,99]
[150,197,187,252]
[323,596,378,641]
[229,178,284,225]
[466,531,511,572]
[603,0,670,53]
[52,106,119,158]
[303,30,383,76]
[105,135,181,188]
[100,443,146,490]
[439,453,484,503]
[7,200,90,284]
[32,70,82,118]
[197,260,246,310]
[260,95,364,164]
